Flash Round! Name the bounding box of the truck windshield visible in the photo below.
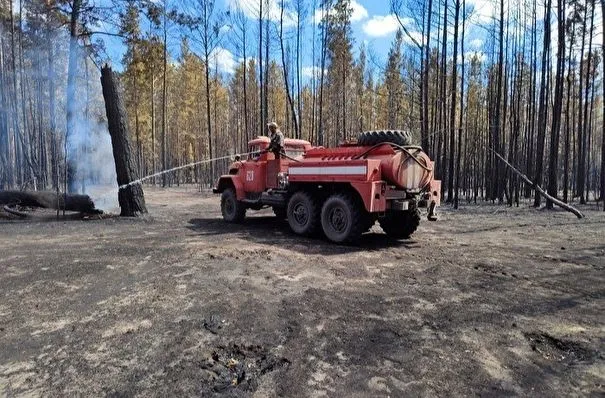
[249,145,261,160]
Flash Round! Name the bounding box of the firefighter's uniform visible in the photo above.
[267,122,284,158]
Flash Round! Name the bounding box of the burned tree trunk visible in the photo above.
[100,65,147,217]
[488,148,584,219]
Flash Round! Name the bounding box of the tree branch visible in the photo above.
[82,31,127,39]
[393,12,423,51]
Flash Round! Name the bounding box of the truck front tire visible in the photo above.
[321,193,363,243]
[379,209,421,239]
[221,188,246,223]
[287,191,320,236]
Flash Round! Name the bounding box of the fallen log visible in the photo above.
[488,147,584,219]
[0,191,101,213]
[3,205,27,218]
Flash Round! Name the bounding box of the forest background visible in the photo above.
[0,0,604,210]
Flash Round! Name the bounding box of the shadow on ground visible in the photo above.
[186,216,420,255]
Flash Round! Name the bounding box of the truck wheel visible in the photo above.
[287,191,319,236]
[221,188,246,223]
[357,130,413,146]
[379,209,421,239]
[321,193,363,243]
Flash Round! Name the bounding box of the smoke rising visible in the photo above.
[66,42,119,211]
[56,32,120,211]
[67,113,119,212]
[0,6,120,211]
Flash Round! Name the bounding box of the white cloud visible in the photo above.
[350,0,369,22]
[469,38,484,49]
[362,14,399,37]
[362,14,424,46]
[312,0,368,24]
[311,9,323,24]
[302,65,325,79]
[466,0,495,24]
[210,47,236,74]
[227,0,297,27]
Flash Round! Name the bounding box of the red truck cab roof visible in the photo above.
[248,136,312,150]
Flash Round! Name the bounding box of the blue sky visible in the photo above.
[98,0,528,77]
[101,0,430,75]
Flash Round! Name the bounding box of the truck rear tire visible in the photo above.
[221,188,246,223]
[287,191,320,236]
[321,193,363,243]
[357,130,413,146]
[379,209,421,239]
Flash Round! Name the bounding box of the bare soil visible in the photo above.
[1,187,603,397]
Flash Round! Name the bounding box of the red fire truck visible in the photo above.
[214,131,440,243]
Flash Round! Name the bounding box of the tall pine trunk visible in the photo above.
[563,24,575,203]
[454,0,465,209]
[279,0,299,138]
[447,0,460,203]
[533,0,551,207]
[576,0,588,203]
[601,0,605,210]
[66,0,82,193]
[422,0,433,152]
[161,2,168,187]
[0,21,10,188]
[546,0,566,208]
[100,65,147,217]
[579,1,595,204]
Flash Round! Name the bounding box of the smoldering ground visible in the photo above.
[0,188,603,397]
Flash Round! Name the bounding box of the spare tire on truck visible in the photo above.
[357,130,413,146]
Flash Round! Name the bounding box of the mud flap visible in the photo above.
[427,200,438,221]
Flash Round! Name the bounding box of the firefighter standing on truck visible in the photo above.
[267,122,284,159]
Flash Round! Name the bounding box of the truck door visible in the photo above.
[243,145,266,193]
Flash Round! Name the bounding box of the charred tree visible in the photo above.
[533,0,551,207]
[563,17,575,203]
[579,1,595,204]
[100,65,147,217]
[161,0,168,187]
[66,0,82,193]
[279,0,300,139]
[422,0,433,152]
[576,0,588,203]
[488,148,584,218]
[546,0,566,208]
[492,0,505,202]
[601,0,605,210]
[454,0,465,209]
[447,0,460,203]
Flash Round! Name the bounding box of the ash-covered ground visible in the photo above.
[1,187,603,397]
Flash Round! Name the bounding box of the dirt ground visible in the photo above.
[0,186,603,397]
